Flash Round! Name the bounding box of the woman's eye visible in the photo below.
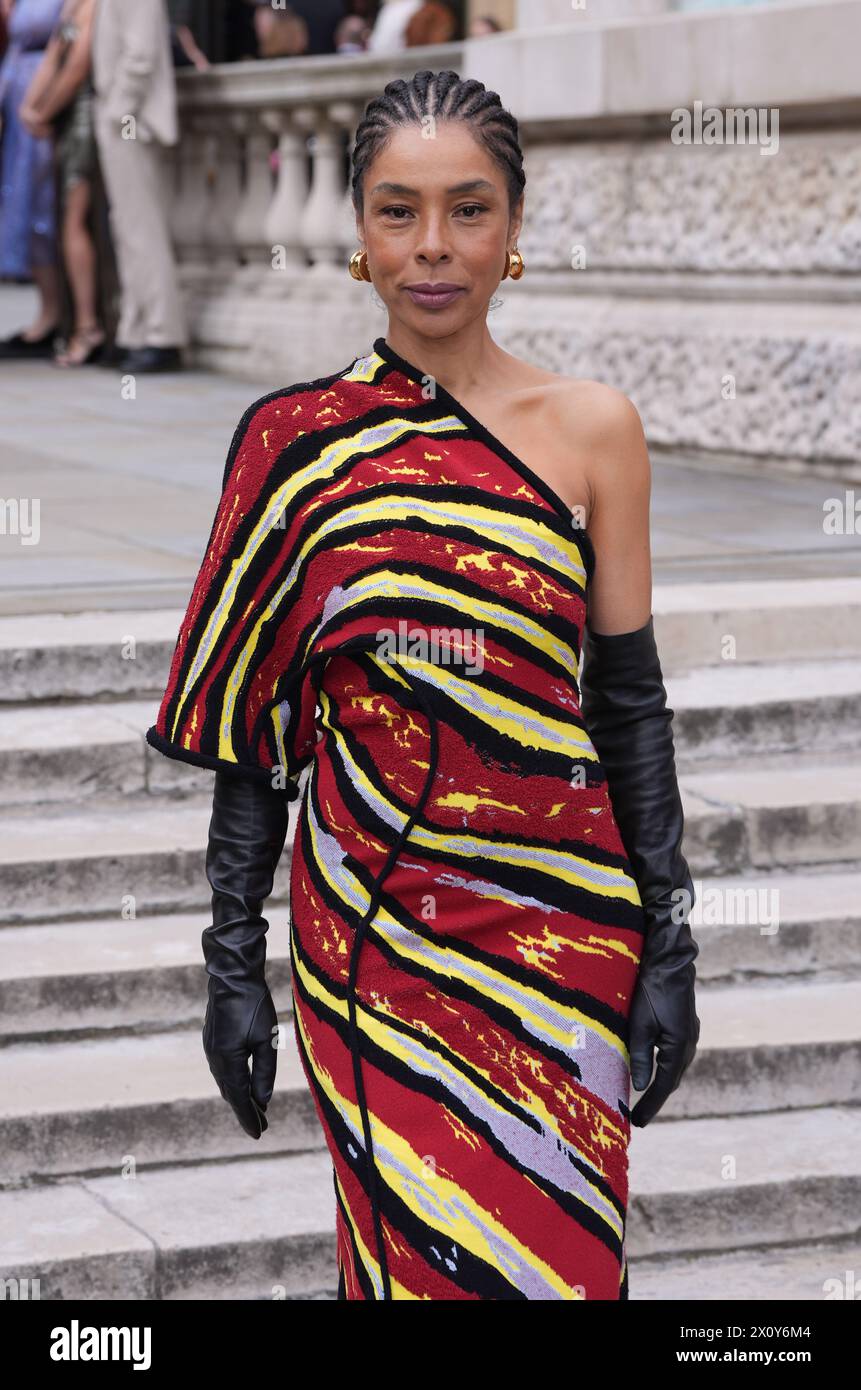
[378,204,487,220]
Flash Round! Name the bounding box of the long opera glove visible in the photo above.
[202,770,290,1138]
[579,615,701,1127]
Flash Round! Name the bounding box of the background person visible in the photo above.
[251,1,309,59]
[168,0,211,69]
[91,0,187,372]
[18,0,115,366]
[405,0,458,46]
[281,0,347,55]
[367,0,423,52]
[335,13,371,51]
[0,0,64,357]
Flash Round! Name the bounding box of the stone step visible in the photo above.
[0,1022,324,1185]
[0,908,293,1042]
[0,755,858,922]
[2,657,860,802]
[1,580,860,705]
[688,865,861,984]
[679,751,861,873]
[627,1105,861,1260]
[662,977,861,1119]
[0,1149,337,1300]
[3,978,860,1183]
[666,658,861,768]
[628,1234,861,1301]
[0,608,181,704]
[653,578,861,672]
[1,1104,856,1299]
[0,698,212,803]
[1,864,858,1043]
[0,793,296,924]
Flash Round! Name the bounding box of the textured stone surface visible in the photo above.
[522,132,861,274]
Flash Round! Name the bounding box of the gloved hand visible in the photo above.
[202,769,290,1139]
[579,614,700,1127]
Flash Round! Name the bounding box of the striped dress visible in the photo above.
[147,336,646,1301]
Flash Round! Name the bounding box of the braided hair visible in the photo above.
[351,69,526,216]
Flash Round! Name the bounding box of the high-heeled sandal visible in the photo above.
[54,325,106,368]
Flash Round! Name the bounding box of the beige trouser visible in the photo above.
[94,111,187,349]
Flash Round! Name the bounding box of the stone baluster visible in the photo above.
[330,102,364,262]
[202,115,244,272]
[171,118,211,266]
[261,107,310,290]
[294,105,349,270]
[231,110,277,279]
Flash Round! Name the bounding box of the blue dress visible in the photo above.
[0,0,64,278]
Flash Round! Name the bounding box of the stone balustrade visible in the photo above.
[167,1,861,476]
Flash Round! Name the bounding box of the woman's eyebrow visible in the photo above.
[369,178,497,196]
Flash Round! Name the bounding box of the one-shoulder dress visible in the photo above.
[147,335,647,1301]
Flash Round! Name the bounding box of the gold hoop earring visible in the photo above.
[349,249,372,283]
[503,247,525,281]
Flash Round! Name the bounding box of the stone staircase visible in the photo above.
[1,581,859,1300]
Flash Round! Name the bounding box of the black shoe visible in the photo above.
[0,324,60,359]
[118,345,183,373]
[96,342,129,370]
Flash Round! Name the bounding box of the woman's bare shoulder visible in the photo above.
[548,374,649,480]
[504,350,644,442]
[540,372,644,440]
[539,375,651,530]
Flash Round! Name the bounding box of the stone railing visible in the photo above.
[171,46,467,278]
[169,1,861,475]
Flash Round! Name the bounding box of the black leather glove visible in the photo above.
[202,769,290,1139]
[579,614,700,1127]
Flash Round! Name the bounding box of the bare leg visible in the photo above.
[55,178,105,366]
[20,262,62,340]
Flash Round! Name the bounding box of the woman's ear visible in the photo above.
[510,193,525,244]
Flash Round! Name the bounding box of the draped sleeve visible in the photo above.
[145,388,327,799]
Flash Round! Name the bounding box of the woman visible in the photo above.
[0,0,64,357]
[147,68,700,1301]
[18,0,110,366]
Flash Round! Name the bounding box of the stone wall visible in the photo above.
[176,0,861,479]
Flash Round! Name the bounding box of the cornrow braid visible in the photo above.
[351,68,526,215]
